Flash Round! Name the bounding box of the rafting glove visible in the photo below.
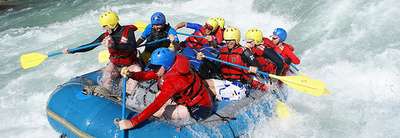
[102,35,114,48]
[196,52,205,60]
[251,80,269,91]
[248,66,258,74]
[120,67,130,78]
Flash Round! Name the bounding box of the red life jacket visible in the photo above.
[251,46,277,74]
[104,25,138,66]
[185,27,212,49]
[219,46,248,81]
[263,37,300,73]
[160,55,213,107]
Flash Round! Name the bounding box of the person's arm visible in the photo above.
[68,33,105,54]
[214,28,224,45]
[175,22,187,30]
[263,47,284,75]
[130,82,177,127]
[168,27,180,42]
[128,70,158,81]
[185,22,202,31]
[137,24,152,45]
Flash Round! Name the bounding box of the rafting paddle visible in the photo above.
[120,76,127,138]
[20,42,101,69]
[202,55,328,97]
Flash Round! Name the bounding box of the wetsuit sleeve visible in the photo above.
[186,22,202,31]
[168,27,180,42]
[70,33,104,54]
[140,24,152,40]
[130,82,177,126]
[263,47,284,75]
[128,70,158,81]
[242,48,260,67]
[136,38,145,46]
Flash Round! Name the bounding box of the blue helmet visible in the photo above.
[151,12,166,25]
[273,28,287,42]
[149,48,176,71]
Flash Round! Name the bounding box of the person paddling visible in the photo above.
[263,28,300,75]
[136,12,179,64]
[245,28,285,75]
[63,11,141,95]
[118,48,214,130]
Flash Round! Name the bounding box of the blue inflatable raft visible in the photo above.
[46,70,288,138]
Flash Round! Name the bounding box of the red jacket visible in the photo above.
[128,55,213,126]
[185,27,216,49]
[263,38,300,65]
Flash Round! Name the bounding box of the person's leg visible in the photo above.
[101,63,119,91]
[162,105,190,122]
[126,63,142,95]
[205,79,216,95]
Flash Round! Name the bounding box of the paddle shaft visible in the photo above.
[203,56,269,77]
[48,42,101,57]
[138,38,169,48]
[177,32,206,38]
[121,77,127,138]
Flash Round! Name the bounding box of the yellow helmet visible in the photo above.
[223,27,241,43]
[99,11,119,29]
[205,18,219,32]
[245,28,263,45]
[213,17,225,29]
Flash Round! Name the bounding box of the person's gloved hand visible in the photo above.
[118,119,136,130]
[120,67,130,78]
[102,35,114,48]
[63,48,70,54]
[248,66,258,74]
[251,80,269,92]
[260,83,269,91]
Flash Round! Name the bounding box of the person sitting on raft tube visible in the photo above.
[175,18,221,49]
[63,11,141,95]
[197,27,269,92]
[263,28,300,75]
[136,12,179,64]
[118,48,214,130]
[245,28,285,75]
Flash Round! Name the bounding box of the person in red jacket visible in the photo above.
[118,48,214,129]
[63,11,141,94]
[212,17,225,45]
[198,27,269,92]
[245,28,285,75]
[263,28,300,74]
[175,18,221,49]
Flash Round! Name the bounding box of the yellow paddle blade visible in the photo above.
[20,52,48,69]
[98,50,110,63]
[275,100,290,119]
[269,74,328,97]
[133,21,147,32]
